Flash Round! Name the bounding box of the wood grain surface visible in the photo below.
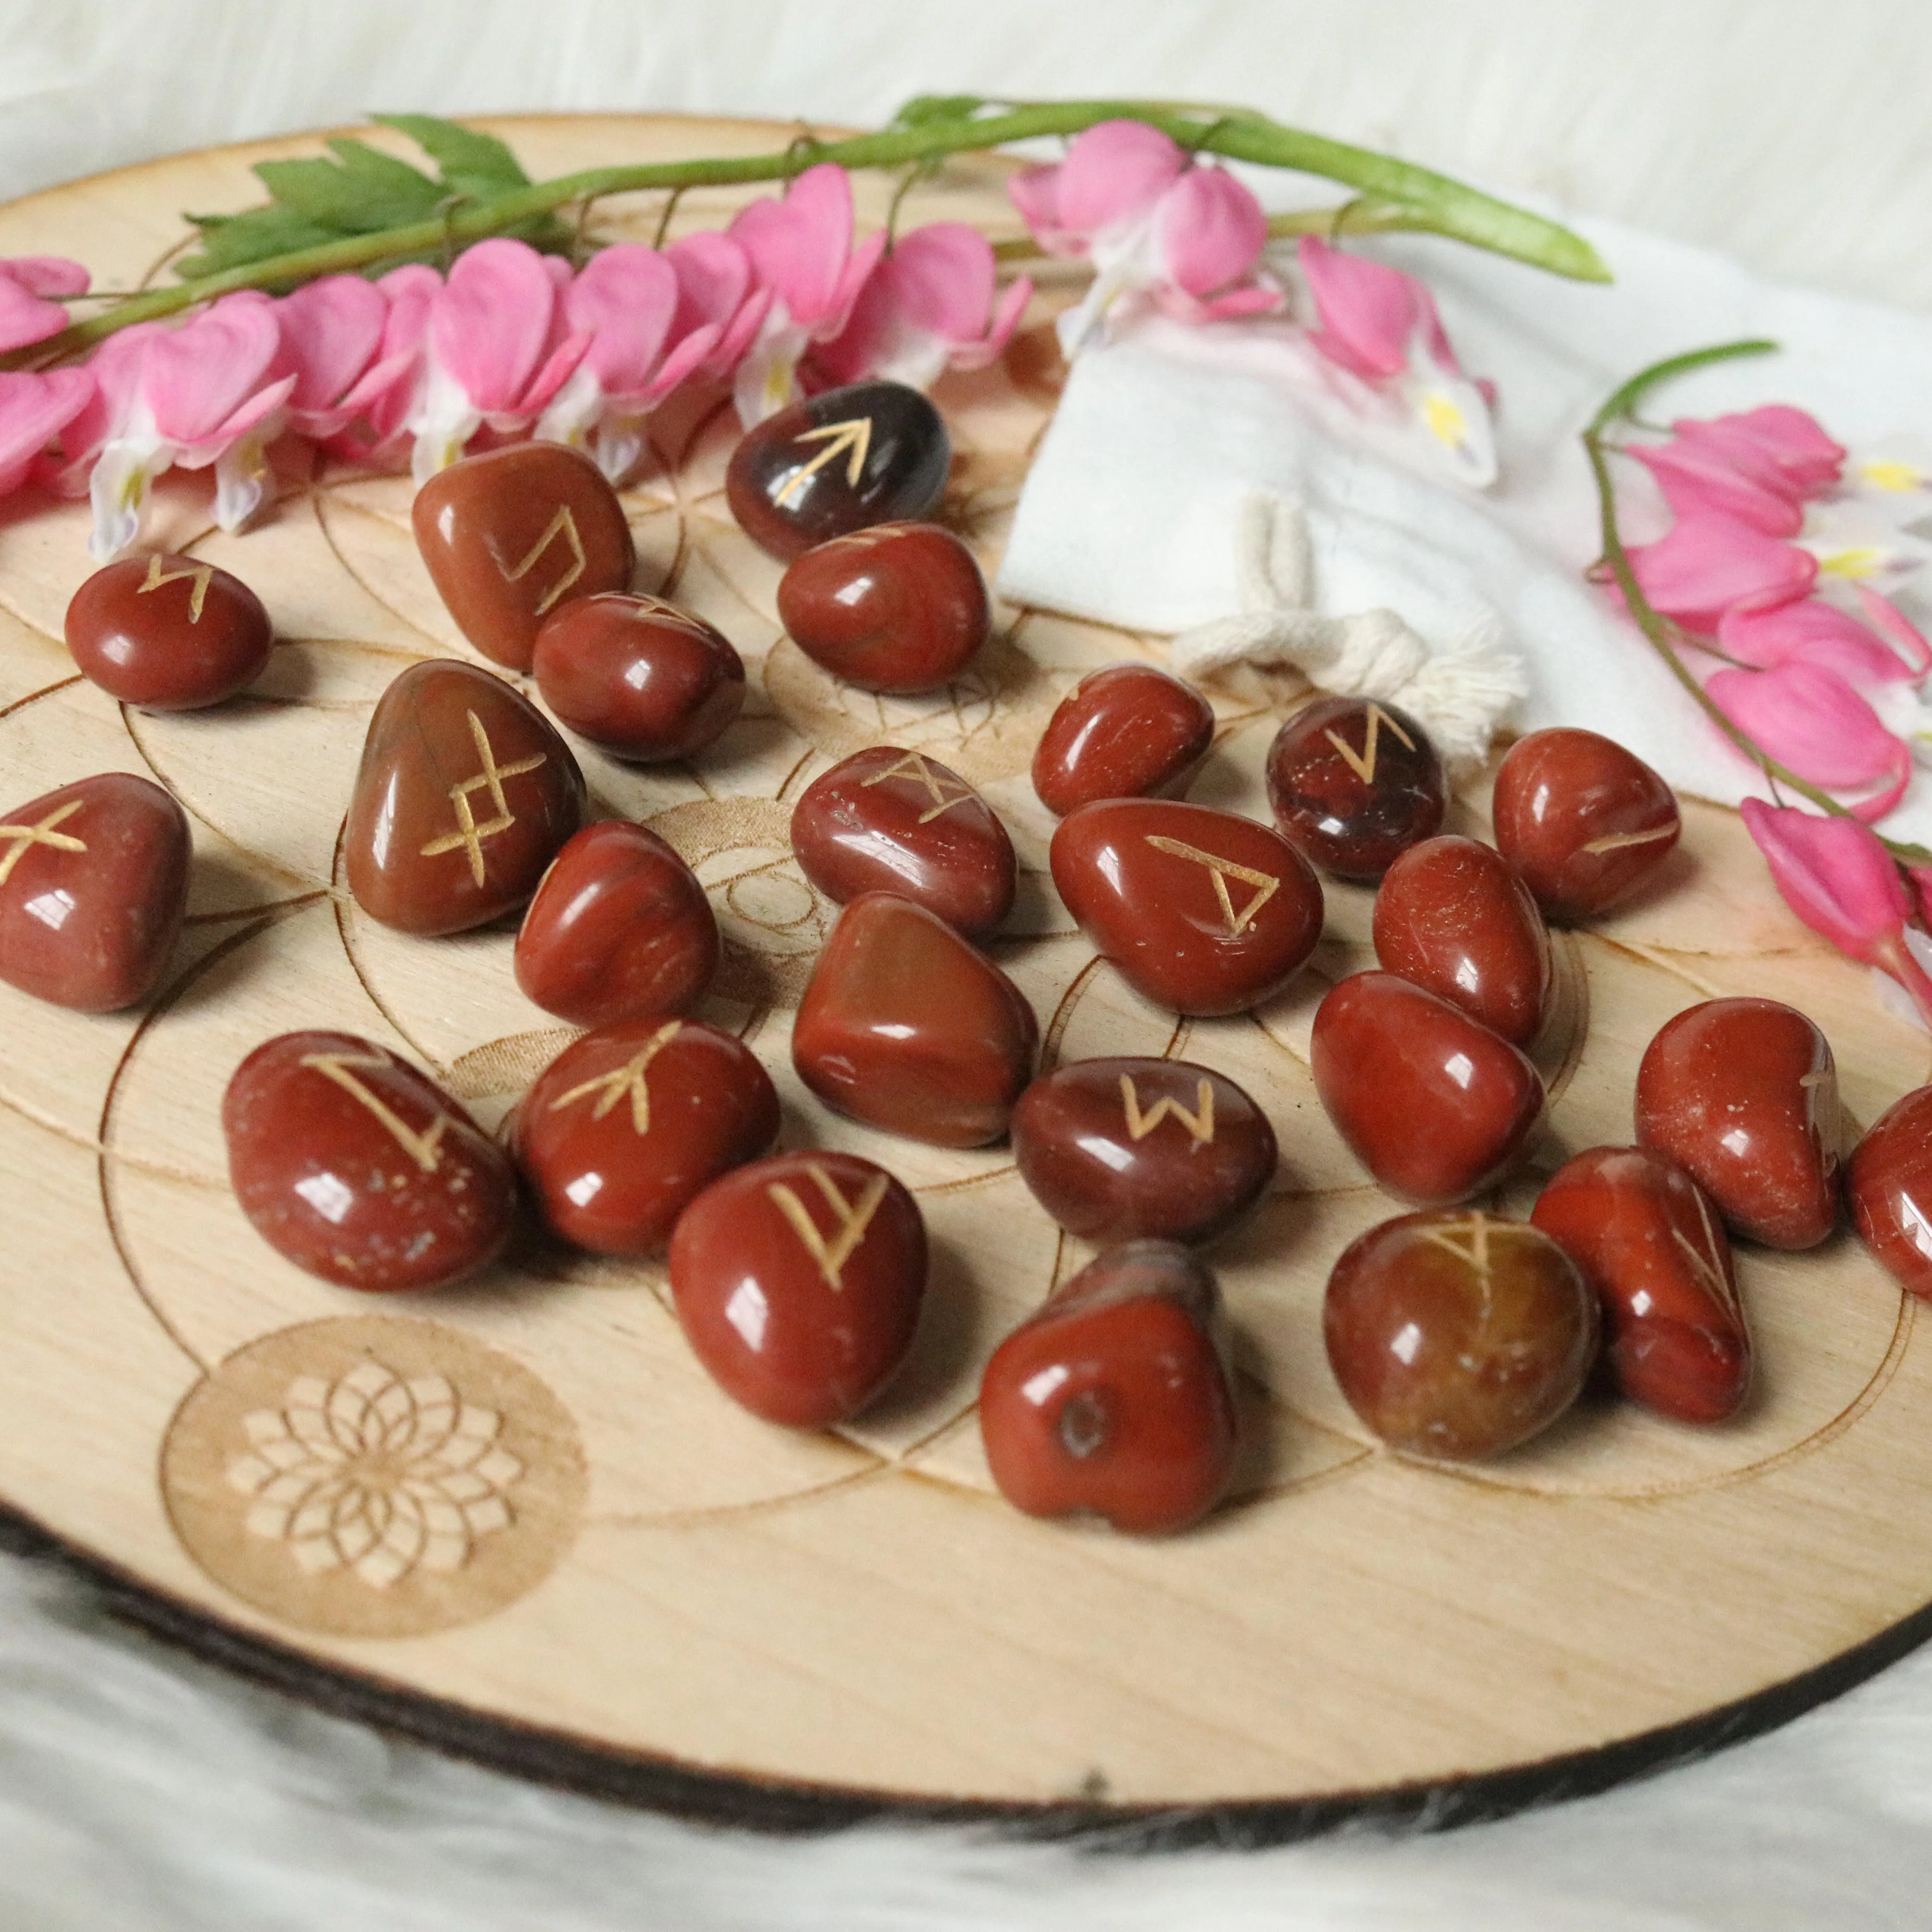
[1,114,1929,1839]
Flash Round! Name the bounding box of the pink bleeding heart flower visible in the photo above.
[1707,661,1912,820]
[1627,434,1807,538]
[728,164,886,426]
[1672,406,1846,499]
[664,233,772,382]
[1717,596,1922,686]
[407,239,591,481]
[324,264,442,466]
[535,244,723,483]
[1624,511,1818,635]
[271,273,423,444]
[0,256,88,355]
[0,367,94,495]
[1741,798,1932,1030]
[810,223,1032,391]
[1296,235,1494,486]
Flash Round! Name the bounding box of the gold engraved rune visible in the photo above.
[0,800,86,888]
[767,1164,890,1291]
[772,417,872,508]
[138,554,213,623]
[859,751,974,824]
[418,710,547,887]
[1120,1073,1215,1145]
[546,1020,682,1136]
[298,1052,448,1174]
[1143,835,1280,936]
[489,505,586,617]
[1580,824,1677,856]
[1671,1186,1741,1317]
[1322,702,1415,785]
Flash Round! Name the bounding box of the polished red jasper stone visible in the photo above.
[513,820,718,1028]
[1372,834,1552,1047]
[979,1240,1237,1534]
[344,659,585,937]
[413,442,635,671]
[1265,696,1446,881]
[1849,1087,1932,1299]
[0,773,189,1011]
[1634,997,1840,1250]
[1324,1210,1597,1460]
[65,553,272,710]
[726,380,949,562]
[777,523,988,694]
[1011,1057,1276,1246]
[1532,1146,1750,1423]
[1311,971,1544,1206]
[531,593,744,762]
[1492,727,1680,921]
[512,1017,779,1254]
[1031,663,1215,817]
[791,892,1038,1148]
[1049,798,1323,1017]
[669,1150,925,1426]
[224,1030,516,1291]
[789,746,1014,937]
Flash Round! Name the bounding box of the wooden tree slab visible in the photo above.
[2,114,1929,1840]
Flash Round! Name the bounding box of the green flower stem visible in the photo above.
[1584,337,1932,866]
[9,98,1607,369]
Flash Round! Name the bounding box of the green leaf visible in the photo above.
[370,114,532,201]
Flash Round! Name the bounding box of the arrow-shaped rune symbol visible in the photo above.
[773,417,873,508]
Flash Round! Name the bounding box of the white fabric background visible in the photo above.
[5,3,1932,1926]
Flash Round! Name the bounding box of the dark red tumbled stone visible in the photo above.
[1265,696,1446,881]
[1031,663,1214,816]
[65,553,272,709]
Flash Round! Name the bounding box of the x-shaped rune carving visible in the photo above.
[547,1021,683,1136]
[1120,1073,1216,1145]
[766,1164,890,1291]
[0,800,86,888]
[1323,701,1415,785]
[859,751,975,824]
[1143,835,1280,936]
[419,710,547,886]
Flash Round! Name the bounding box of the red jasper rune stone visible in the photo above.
[1850,1087,1932,1299]
[513,820,719,1028]
[789,746,1015,937]
[532,593,745,762]
[1324,1210,1597,1460]
[1634,997,1841,1250]
[1492,727,1681,922]
[669,1150,926,1426]
[224,1031,517,1292]
[1372,834,1553,1047]
[1031,662,1215,817]
[0,773,189,1012]
[777,522,989,694]
[1050,798,1324,1017]
[512,1017,779,1255]
[65,553,272,710]
[1311,972,1544,1206]
[344,659,585,937]
[1532,1146,1750,1423]
[412,442,635,671]
[1265,696,1447,881]
[1011,1057,1277,1246]
[791,893,1038,1148]
[726,380,949,561]
[979,1240,1237,1534]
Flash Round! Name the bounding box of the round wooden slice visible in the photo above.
[2,114,1929,1843]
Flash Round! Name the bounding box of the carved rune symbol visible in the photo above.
[0,800,86,888]
[418,710,548,886]
[773,417,872,508]
[1580,824,1678,856]
[1120,1073,1216,1145]
[138,554,214,623]
[489,505,586,617]
[299,1052,449,1173]
[1143,835,1280,936]
[859,751,975,824]
[1323,702,1416,785]
[1672,1188,1741,1315]
[547,1020,682,1136]
[767,1164,890,1291]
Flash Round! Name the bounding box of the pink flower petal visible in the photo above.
[565,244,678,398]
[0,367,93,495]
[1006,164,1067,250]
[428,238,559,416]
[1628,437,1806,538]
[1717,598,1916,684]
[667,233,750,333]
[1675,405,1845,497]
[823,228,887,341]
[1741,797,1911,963]
[1707,662,1912,816]
[885,225,998,342]
[1297,236,1419,382]
[142,295,284,445]
[731,163,856,329]
[3,256,87,299]
[1053,121,1185,234]
[0,278,69,355]
[508,329,593,424]
[1624,512,1817,634]
[1156,167,1268,299]
[275,274,387,417]
[1852,584,1932,676]
[959,272,1034,371]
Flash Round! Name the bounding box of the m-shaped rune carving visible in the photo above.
[0,800,86,888]
[859,751,975,824]
[547,1021,683,1135]
[1120,1073,1216,1145]
[1143,835,1280,936]
[489,504,586,616]
[773,417,872,508]
[1323,701,1415,785]
[767,1164,890,1291]
[298,1051,449,1173]
[419,710,548,886]
[137,554,214,623]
